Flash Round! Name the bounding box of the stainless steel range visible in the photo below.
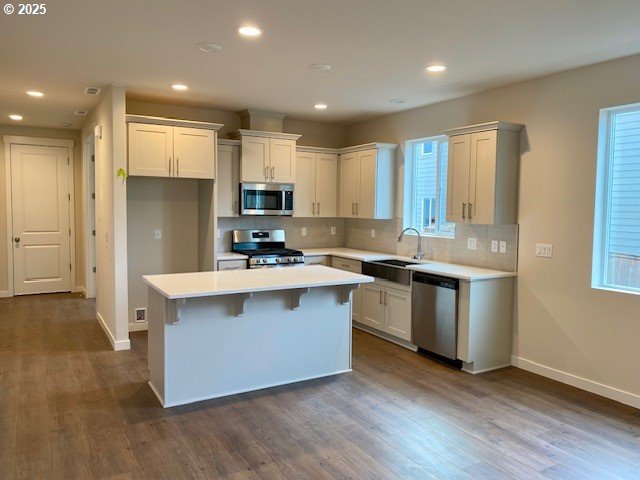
[232,229,304,268]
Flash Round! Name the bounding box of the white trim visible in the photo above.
[3,141,13,296]
[0,290,11,298]
[352,323,417,351]
[218,138,241,147]
[338,142,398,155]
[296,145,340,154]
[462,362,512,375]
[76,285,86,296]
[82,134,96,299]
[228,129,302,141]
[125,114,223,131]
[511,355,640,409]
[129,322,148,332]
[97,312,131,351]
[2,136,76,297]
[2,135,75,148]
[443,121,524,136]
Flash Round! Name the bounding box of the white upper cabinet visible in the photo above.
[127,116,222,180]
[445,122,523,225]
[128,123,173,177]
[229,130,301,184]
[173,127,215,179]
[294,148,338,218]
[338,143,397,219]
[217,141,240,217]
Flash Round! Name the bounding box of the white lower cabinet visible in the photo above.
[304,255,329,266]
[359,281,411,341]
[329,257,362,323]
[217,259,247,271]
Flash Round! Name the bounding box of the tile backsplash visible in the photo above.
[219,216,518,272]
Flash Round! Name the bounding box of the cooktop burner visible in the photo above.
[231,229,305,268]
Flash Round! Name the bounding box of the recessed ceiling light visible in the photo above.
[309,63,332,71]
[314,104,328,110]
[9,114,23,121]
[196,42,222,53]
[237,25,262,37]
[426,64,447,73]
[389,99,406,104]
[27,90,44,97]
[171,84,189,91]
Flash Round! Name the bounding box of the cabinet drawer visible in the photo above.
[330,257,362,273]
[217,259,247,271]
[305,255,328,266]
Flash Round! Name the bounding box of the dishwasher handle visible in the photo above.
[412,272,459,290]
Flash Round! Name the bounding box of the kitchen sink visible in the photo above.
[374,259,421,267]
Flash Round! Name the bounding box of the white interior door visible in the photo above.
[11,144,71,295]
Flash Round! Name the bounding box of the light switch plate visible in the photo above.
[371,229,376,238]
[154,229,162,240]
[499,241,507,254]
[536,243,553,258]
[467,237,477,250]
[301,227,307,237]
[491,240,498,253]
[330,226,336,235]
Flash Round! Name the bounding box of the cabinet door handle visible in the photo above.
[317,202,320,216]
[352,203,355,215]
[169,157,172,177]
[271,166,275,180]
[356,203,359,215]
[384,292,388,305]
[265,166,269,180]
[176,158,179,177]
[462,202,466,220]
[379,290,383,304]
[312,202,316,215]
[468,202,473,220]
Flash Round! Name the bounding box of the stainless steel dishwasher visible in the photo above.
[411,272,460,363]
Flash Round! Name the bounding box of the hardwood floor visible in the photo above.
[1,293,639,480]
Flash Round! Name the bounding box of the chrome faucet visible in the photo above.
[397,227,424,260]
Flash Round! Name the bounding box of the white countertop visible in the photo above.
[143,265,374,299]
[217,252,248,261]
[301,247,516,281]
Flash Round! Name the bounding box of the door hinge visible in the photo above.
[67,157,70,165]
[69,263,72,271]
[92,229,95,236]
[69,228,71,236]
[92,267,96,273]
[91,193,95,200]
[91,154,95,162]
[68,193,71,201]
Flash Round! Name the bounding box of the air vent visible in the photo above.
[74,109,88,117]
[135,308,146,322]
[83,87,102,95]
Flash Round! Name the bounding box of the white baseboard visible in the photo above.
[462,363,512,375]
[97,312,131,351]
[512,355,640,410]
[74,285,86,296]
[0,290,11,298]
[129,321,148,332]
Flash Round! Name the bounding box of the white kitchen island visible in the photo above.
[142,266,373,408]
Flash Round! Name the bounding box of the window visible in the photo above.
[593,103,640,294]
[404,136,454,237]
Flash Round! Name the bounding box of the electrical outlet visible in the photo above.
[535,243,553,258]
[499,241,507,254]
[491,240,498,253]
[154,229,162,240]
[330,226,336,235]
[135,308,146,322]
[467,237,477,250]
[371,229,376,238]
[301,227,307,237]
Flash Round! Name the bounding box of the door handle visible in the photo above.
[468,202,473,220]
[14,237,20,243]
[462,202,466,220]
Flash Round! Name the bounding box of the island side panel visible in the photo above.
[162,286,352,407]
[147,287,167,405]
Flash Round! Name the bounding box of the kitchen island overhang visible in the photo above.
[143,266,374,408]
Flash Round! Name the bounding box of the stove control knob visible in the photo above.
[276,258,281,263]
[287,257,293,262]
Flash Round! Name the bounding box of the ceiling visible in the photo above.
[2,0,640,129]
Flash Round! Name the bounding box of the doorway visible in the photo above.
[6,142,74,295]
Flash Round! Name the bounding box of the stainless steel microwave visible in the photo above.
[240,183,294,216]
